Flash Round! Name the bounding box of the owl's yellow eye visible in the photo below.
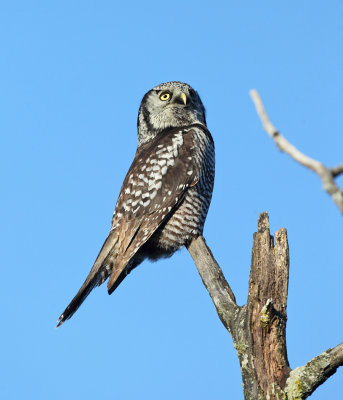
[160,92,171,101]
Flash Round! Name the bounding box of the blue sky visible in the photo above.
[1,1,343,399]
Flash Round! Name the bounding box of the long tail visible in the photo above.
[57,230,118,327]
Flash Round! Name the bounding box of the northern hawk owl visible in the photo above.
[57,81,215,326]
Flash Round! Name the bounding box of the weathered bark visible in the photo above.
[187,212,343,399]
[245,213,291,397]
[186,231,239,335]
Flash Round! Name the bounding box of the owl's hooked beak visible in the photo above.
[169,92,188,106]
[180,92,187,105]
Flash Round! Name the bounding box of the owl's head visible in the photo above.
[137,81,206,145]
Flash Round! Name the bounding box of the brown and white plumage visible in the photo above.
[57,82,215,327]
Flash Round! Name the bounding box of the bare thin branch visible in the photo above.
[187,236,239,334]
[331,163,343,178]
[286,342,343,399]
[249,89,343,214]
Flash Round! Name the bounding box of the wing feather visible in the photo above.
[58,124,212,324]
[107,126,203,292]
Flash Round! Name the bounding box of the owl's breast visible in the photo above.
[145,130,215,257]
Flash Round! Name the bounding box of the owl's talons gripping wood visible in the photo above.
[250,89,343,214]
[188,213,343,399]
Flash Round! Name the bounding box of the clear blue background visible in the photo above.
[1,1,342,399]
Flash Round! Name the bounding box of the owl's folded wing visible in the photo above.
[107,126,203,293]
[57,126,207,326]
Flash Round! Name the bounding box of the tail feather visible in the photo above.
[57,230,118,327]
[107,256,143,295]
[57,273,102,327]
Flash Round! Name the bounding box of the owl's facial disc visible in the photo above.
[137,81,207,145]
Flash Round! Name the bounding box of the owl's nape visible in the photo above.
[57,81,214,327]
